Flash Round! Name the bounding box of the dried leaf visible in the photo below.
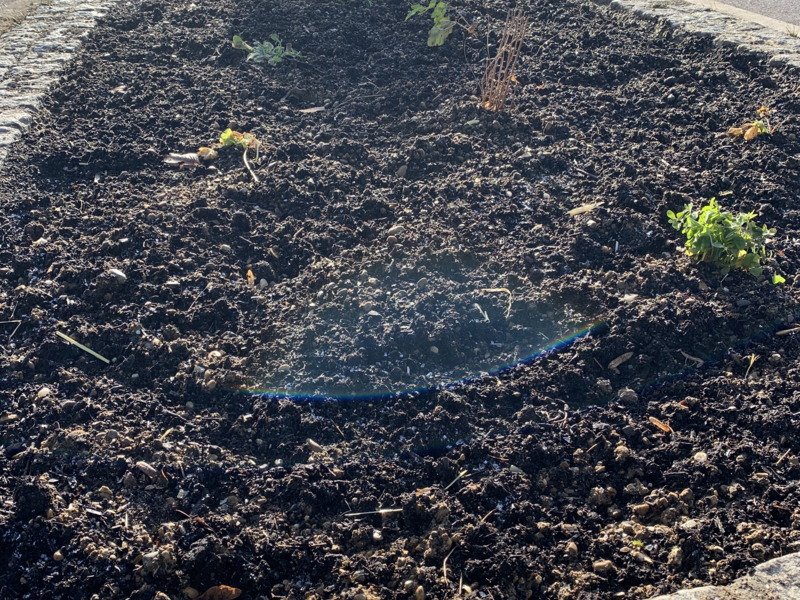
[608,352,633,370]
[109,85,127,94]
[163,153,201,168]
[196,586,242,600]
[247,270,255,286]
[727,127,744,138]
[648,416,672,433]
[744,125,759,141]
[757,105,770,116]
[568,202,604,216]
[297,106,326,113]
[198,147,219,160]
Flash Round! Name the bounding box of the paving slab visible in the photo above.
[593,0,800,69]
[0,0,121,163]
[649,553,800,599]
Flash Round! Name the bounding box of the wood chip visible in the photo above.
[608,352,633,370]
[297,106,326,113]
[648,417,672,433]
[135,461,159,479]
[776,327,800,336]
[568,201,604,216]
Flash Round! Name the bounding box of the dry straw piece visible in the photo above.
[481,7,529,111]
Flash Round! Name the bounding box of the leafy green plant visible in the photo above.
[406,0,472,46]
[668,198,776,277]
[232,34,302,65]
[220,129,261,183]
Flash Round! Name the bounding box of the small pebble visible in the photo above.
[430,345,439,354]
[109,268,127,284]
[593,559,613,572]
[566,541,578,557]
[183,587,200,600]
[693,452,708,464]
[306,439,323,453]
[53,550,64,561]
[164,280,180,291]
[386,235,398,246]
[220,244,232,254]
[278,364,291,374]
[416,277,429,291]
[372,530,383,543]
[415,585,425,600]
[37,387,52,399]
[387,225,405,236]
[396,165,408,177]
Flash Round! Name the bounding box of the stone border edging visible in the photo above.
[648,552,800,599]
[593,0,800,70]
[0,0,122,164]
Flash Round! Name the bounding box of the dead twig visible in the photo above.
[443,547,456,584]
[0,320,21,340]
[56,331,110,364]
[444,469,469,491]
[480,507,498,523]
[776,449,792,466]
[480,287,512,317]
[480,8,528,111]
[243,147,259,183]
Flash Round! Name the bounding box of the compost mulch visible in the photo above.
[1,0,800,597]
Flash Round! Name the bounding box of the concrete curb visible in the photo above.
[649,553,800,599]
[594,0,800,70]
[0,0,121,164]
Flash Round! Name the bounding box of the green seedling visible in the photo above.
[668,198,776,278]
[232,34,302,65]
[727,105,774,141]
[406,0,473,46]
[220,128,261,183]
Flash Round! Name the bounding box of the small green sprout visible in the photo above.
[232,34,302,65]
[219,129,261,183]
[631,540,644,548]
[668,198,776,278]
[406,0,473,46]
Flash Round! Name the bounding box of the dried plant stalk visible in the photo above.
[481,8,528,111]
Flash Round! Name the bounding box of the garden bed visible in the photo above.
[1,0,800,597]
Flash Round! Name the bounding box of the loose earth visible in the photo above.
[0,0,799,598]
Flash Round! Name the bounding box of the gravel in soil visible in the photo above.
[1,0,800,598]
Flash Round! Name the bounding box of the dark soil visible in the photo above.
[1,0,800,598]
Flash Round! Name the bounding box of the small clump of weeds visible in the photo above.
[727,105,774,141]
[668,198,777,278]
[232,34,302,65]
[406,0,473,46]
